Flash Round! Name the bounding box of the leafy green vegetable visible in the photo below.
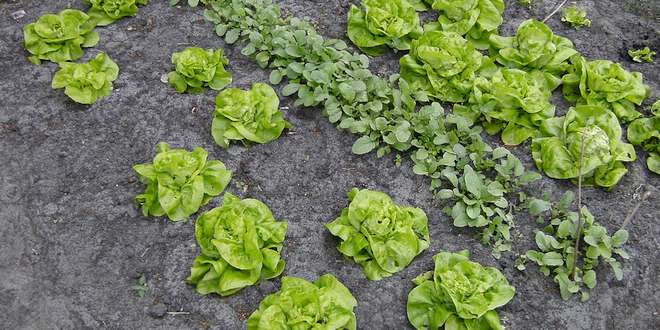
[212,83,291,148]
[561,6,591,29]
[188,192,288,296]
[168,47,232,94]
[347,0,423,56]
[562,55,651,123]
[489,19,577,75]
[628,47,656,63]
[84,0,149,26]
[247,274,357,330]
[133,142,232,221]
[170,0,207,6]
[425,0,506,49]
[131,275,149,297]
[407,250,515,329]
[531,105,637,189]
[51,52,119,104]
[400,31,485,102]
[520,192,630,301]
[23,9,99,64]
[326,188,430,280]
[627,106,660,174]
[470,68,561,145]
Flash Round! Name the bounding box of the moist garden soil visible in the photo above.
[1,0,659,329]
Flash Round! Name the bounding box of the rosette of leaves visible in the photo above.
[326,188,430,281]
[520,192,630,301]
[425,0,505,49]
[133,143,232,221]
[562,55,651,123]
[628,47,656,63]
[84,0,149,26]
[51,52,119,104]
[561,6,591,29]
[23,9,99,64]
[247,274,357,329]
[627,103,660,174]
[489,19,578,75]
[188,193,288,296]
[400,31,485,102]
[168,47,232,94]
[346,0,423,56]
[531,105,637,189]
[470,68,561,145]
[212,83,291,148]
[407,250,515,330]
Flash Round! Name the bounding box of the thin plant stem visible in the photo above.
[543,0,570,23]
[571,132,585,280]
[621,189,652,229]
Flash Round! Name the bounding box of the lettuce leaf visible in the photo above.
[562,55,651,123]
[188,193,288,296]
[489,19,577,76]
[425,0,505,49]
[23,9,99,64]
[407,250,514,329]
[51,52,119,104]
[627,106,660,174]
[247,274,357,330]
[531,105,637,188]
[326,188,430,280]
[400,30,485,102]
[469,68,561,145]
[84,0,149,26]
[168,47,232,93]
[212,83,291,148]
[347,0,423,56]
[133,142,232,221]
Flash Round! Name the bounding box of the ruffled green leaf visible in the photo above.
[326,188,430,280]
[51,52,119,104]
[84,0,149,26]
[133,143,232,221]
[426,0,505,49]
[168,47,232,93]
[212,83,291,148]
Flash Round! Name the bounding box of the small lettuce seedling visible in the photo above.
[188,193,288,296]
[23,9,99,64]
[168,47,232,93]
[84,0,149,26]
[628,47,656,63]
[407,250,515,329]
[347,0,423,56]
[326,188,430,280]
[51,52,119,104]
[133,143,232,221]
[561,6,591,29]
[212,83,291,148]
[247,274,357,329]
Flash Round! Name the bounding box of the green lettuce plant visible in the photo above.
[170,0,207,6]
[425,0,505,49]
[407,250,515,330]
[133,143,232,221]
[469,68,561,145]
[51,52,119,104]
[489,19,578,75]
[531,105,637,189]
[627,102,659,174]
[562,55,651,123]
[247,274,357,329]
[212,83,291,148]
[168,47,232,93]
[519,192,630,301]
[628,47,655,63]
[84,0,149,26]
[561,6,591,29]
[326,188,430,281]
[346,0,423,56]
[23,9,99,64]
[188,193,288,296]
[400,31,485,102]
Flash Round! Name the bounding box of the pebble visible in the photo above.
[146,303,167,318]
[11,10,26,21]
